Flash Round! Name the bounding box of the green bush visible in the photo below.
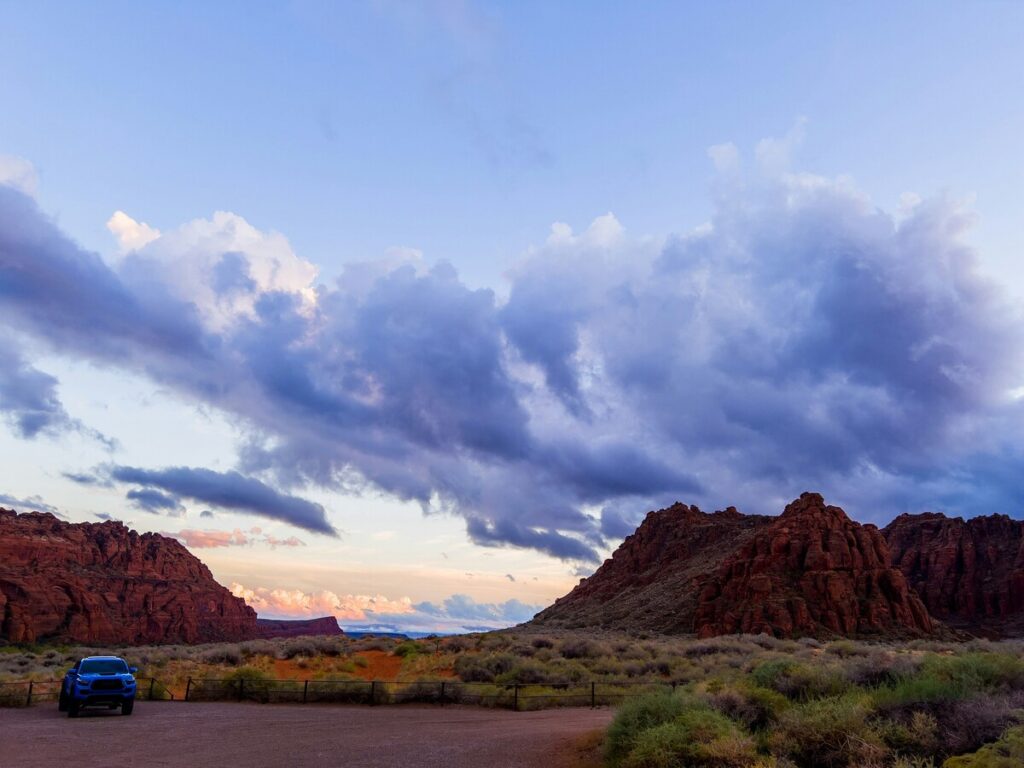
[621,708,758,768]
[769,692,886,768]
[943,725,1024,768]
[605,691,689,767]
[392,641,419,658]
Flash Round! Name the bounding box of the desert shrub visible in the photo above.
[751,659,848,701]
[936,694,1024,756]
[826,640,869,658]
[878,711,940,757]
[621,708,758,768]
[442,636,472,653]
[453,653,517,683]
[942,725,1024,768]
[844,651,922,687]
[769,693,886,768]
[605,691,689,767]
[278,638,318,660]
[708,683,791,730]
[353,655,369,668]
[200,646,242,665]
[559,638,606,660]
[531,636,555,649]
[392,641,419,658]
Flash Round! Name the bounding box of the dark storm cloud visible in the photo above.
[111,466,336,536]
[125,487,183,515]
[2,165,1023,559]
[0,340,73,438]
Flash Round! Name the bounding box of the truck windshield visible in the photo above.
[78,659,128,675]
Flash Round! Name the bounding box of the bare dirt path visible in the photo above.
[0,702,614,768]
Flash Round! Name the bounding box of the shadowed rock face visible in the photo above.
[533,493,933,639]
[884,512,1024,637]
[0,508,256,643]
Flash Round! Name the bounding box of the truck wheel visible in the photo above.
[121,699,134,716]
[67,701,80,718]
[58,690,68,712]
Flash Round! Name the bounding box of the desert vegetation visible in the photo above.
[4,631,1024,766]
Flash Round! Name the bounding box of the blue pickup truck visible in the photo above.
[59,656,138,717]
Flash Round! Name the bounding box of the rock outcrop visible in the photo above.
[884,512,1024,637]
[0,508,257,644]
[533,493,933,639]
[693,493,932,638]
[533,503,772,634]
[255,616,343,639]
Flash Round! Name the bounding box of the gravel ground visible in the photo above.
[0,702,614,768]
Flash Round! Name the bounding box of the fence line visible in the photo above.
[2,676,674,711]
[0,677,173,707]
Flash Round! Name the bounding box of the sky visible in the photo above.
[1,1,1023,634]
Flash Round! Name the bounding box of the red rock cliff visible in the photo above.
[884,512,1024,637]
[694,493,933,638]
[0,508,257,644]
[533,493,933,639]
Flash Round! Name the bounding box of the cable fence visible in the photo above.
[182,677,677,710]
[0,677,173,707]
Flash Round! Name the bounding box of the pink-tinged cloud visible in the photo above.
[166,527,306,549]
[230,582,414,620]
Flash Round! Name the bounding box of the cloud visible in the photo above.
[106,211,161,252]
[126,488,185,516]
[0,339,75,439]
[110,466,336,535]
[0,493,58,514]
[230,581,540,633]
[167,527,306,549]
[0,155,38,197]
[3,130,1024,561]
[230,582,413,620]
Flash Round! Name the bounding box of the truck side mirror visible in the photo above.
[129,666,138,674]
[66,668,76,675]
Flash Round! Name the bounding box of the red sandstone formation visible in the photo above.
[884,512,1024,637]
[533,493,933,639]
[693,493,932,638]
[255,616,343,639]
[533,503,772,633]
[0,508,257,644]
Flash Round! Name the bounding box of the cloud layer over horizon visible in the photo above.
[2,150,1022,562]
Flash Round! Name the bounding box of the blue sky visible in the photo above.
[1,1,1022,633]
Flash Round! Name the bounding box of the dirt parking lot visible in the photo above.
[0,701,614,768]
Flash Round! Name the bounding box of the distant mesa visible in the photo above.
[0,507,256,644]
[533,492,1024,639]
[255,616,343,639]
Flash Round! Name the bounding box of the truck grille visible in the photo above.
[91,679,124,691]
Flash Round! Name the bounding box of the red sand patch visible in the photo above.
[351,650,403,681]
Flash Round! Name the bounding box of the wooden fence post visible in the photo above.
[370,680,376,706]
[440,681,446,705]
[303,680,309,704]
[25,681,33,707]
[513,684,519,711]
[591,681,596,708]
[185,677,192,701]
[238,677,244,702]
[148,678,155,701]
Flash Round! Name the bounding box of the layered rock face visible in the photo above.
[693,494,932,638]
[255,616,343,639]
[533,493,933,639]
[0,508,257,644]
[884,512,1024,637]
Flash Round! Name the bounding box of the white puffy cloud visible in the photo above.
[230,582,414,620]
[0,155,38,197]
[106,211,161,252]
